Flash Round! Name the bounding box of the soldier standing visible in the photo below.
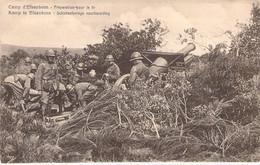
[129,52,150,86]
[35,49,60,117]
[103,55,120,83]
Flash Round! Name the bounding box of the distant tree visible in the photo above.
[9,49,29,67]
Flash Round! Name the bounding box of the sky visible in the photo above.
[0,0,259,55]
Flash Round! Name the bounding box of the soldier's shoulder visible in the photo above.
[113,62,119,66]
[38,62,47,67]
[130,65,138,71]
[114,63,120,68]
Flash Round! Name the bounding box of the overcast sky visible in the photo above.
[0,0,258,54]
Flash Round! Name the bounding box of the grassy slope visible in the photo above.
[0,44,85,56]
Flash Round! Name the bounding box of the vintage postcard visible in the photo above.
[0,0,260,163]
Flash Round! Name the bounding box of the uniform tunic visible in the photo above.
[3,74,32,102]
[106,62,120,83]
[35,62,59,104]
[129,62,150,85]
[35,62,59,91]
[75,82,98,102]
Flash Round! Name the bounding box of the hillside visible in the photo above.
[0,44,85,56]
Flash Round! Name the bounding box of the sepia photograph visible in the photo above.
[0,0,260,163]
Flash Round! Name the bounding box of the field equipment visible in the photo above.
[143,43,196,76]
[114,43,196,88]
[45,109,71,123]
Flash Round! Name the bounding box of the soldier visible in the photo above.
[65,69,104,108]
[60,62,74,85]
[30,63,37,74]
[129,52,150,86]
[65,84,78,110]
[76,62,84,74]
[35,49,60,117]
[70,62,86,85]
[29,63,38,90]
[15,56,32,74]
[3,73,36,112]
[103,55,120,83]
[65,82,98,107]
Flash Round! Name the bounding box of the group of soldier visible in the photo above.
[2,49,150,119]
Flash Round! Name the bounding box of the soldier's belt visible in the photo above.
[42,79,56,83]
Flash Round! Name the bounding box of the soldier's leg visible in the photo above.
[40,91,49,117]
[83,85,98,104]
[77,90,84,106]
[58,83,66,114]
[19,100,26,112]
[57,91,65,114]
[66,91,78,111]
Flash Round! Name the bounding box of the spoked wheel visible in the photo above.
[113,74,130,90]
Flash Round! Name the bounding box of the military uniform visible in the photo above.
[4,74,31,102]
[3,74,35,111]
[129,62,150,85]
[106,62,120,83]
[35,61,59,111]
[70,70,88,85]
[74,82,98,105]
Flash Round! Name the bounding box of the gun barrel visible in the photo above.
[177,43,196,57]
[149,43,196,76]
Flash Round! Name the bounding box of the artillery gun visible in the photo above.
[114,43,196,87]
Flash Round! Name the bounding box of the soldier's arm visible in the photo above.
[108,65,120,81]
[71,71,80,85]
[55,68,60,90]
[75,87,83,101]
[22,77,31,99]
[129,66,137,85]
[35,63,44,91]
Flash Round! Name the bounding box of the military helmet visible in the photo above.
[25,57,32,63]
[66,84,75,94]
[76,62,84,71]
[130,52,143,61]
[30,63,37,70]
[27,73,35,80]
[105,55,114,62]
[45,49,56,57]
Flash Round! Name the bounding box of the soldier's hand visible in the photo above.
[56,90,60,97]
[38,90,43,96]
